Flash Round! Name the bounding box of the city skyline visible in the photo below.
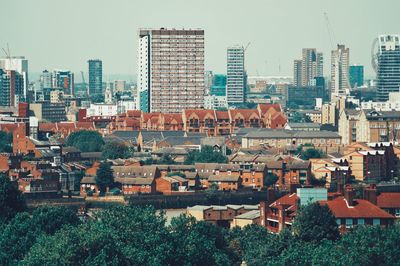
[2,0,399,79]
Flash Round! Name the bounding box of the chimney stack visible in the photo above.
[363,184,377,205]
[344,185,356,206]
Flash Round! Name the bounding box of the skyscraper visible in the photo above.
[0,56,28,101]
[210,74,227,96]
[88,59,103,95]
[376,35,400,101]
[293,49,323,87]
[0,69,24,107]
[302,48,318,86]
[226,45,246,104]
[331,44,350,97]
[293,60,302,87]
[349,65,364,88]
[137,28,205,113]
[53,70,74,95]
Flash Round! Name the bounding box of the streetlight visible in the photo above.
[367,171,371,183]
[391,170,394,181]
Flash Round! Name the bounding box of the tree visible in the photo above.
[264,173,279,187]
[169,214,234,265]
[158,153,175,164]
[102,141,132,160]
[0,131,12,153]
[296,145,325,160]
[0,206,79,265]
[0,174,26,223]
[90,93,104,103]
[292,202,340,243]
[95,162,114,193]
[185,146,228,164]
[65,130,104,152]
[167,172,186,178]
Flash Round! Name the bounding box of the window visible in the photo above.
[336,219,341,226]
[358,219,365,225]
[373,219,380,226]
[395,209,400,217]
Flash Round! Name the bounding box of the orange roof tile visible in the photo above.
[321,197,394,219]
[229,109,260,120]
[377,193,400,209]
[184,109,215,120]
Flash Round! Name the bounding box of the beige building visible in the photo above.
[331,44,350,98]
[137,28,205,113]
[339,109,400,144]
[321,103,336,125]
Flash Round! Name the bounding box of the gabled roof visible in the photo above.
[258,103,281,114]
[184,109,216,120]
[321,197,395,219]
[234,210,260,220]
[377,192,400,209]
[215,110,229,120]
[270,193,299,208]
[208,174,240,182]
[229,109,260,120]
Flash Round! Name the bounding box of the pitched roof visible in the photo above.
[229,109,260,120]
[377,192,400,209]
[208,174,240,182]
[321,197,395,219]
[115,177,154,185]
[80,176,96,184]
[184,109,216,120]
[234,210,260,220]
[270,193,299,208]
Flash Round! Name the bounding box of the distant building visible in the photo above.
[204,71,213,95]
[210,74,227,96]
[137,28,205,113]
[114,80,126,93]
[376,34,400,101]
[293,60,302,87]
[204,95,228,110]
[0,56,28,100]
[88,59,103,95]
[331,44,350,98]
[349,65,364,88]
[226,45,246,104]
[0,69,24,107]
[29,101,67,122]
[286,85,325,108]
[53,70,74,95]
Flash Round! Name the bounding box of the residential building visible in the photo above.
[299,48,323,86]
[204,95,228,110]
[0,56,28,100]
[137,28,205,113]
[321,103,336,125]
[349,65,364,88]
[204,70,213,95]
[376,35,400,101]
[226,45,246,104]
[286,85,325,108]
[293,60,302,87]
[360,92,400,111]
[88,59,103,95]
[53,70,74,95]
[0,69,24,107]
[331,44,350,97]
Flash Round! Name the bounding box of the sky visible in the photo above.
[1,0,399,81]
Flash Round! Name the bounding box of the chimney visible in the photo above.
[259,201,267,227]
[363,184,377,205]
[344,185,356,206]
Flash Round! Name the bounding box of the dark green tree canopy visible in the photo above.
[102,141,132,160]
[95,162,114,193]
[65,130,104,152]
[0,131,12,153]
[264,173,279,187]
[0,174,26,223]
[185,145,228,164]
[292,202,340,243]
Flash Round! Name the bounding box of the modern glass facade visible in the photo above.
[210,74,226,96]
[377,35,400,101]
[88,59,103,95]
[349,65,364,88]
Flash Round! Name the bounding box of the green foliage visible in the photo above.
[90,93,105,103]
[0,206,79,265]
[0,174,26,223]
[292,202,340,243]
[264,173,279,187]
[296,145,325,160]
[102,141,132,160]
[65,130,104,152]
[310,174,327,187]
[158,153,175,164]
[169,214,235,265]
[185,146,228,165]
[289,111,312,123]
[0,131,12,153]
[95,162,114,193]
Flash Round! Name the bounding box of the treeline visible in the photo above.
[0,175,399,265]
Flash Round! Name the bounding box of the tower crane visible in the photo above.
[81,71,89,98]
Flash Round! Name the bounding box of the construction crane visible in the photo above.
[1,43,14,69]
[81,71,89,98]
[244,42,251,52]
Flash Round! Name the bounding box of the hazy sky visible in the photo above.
[2,0,399,80]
